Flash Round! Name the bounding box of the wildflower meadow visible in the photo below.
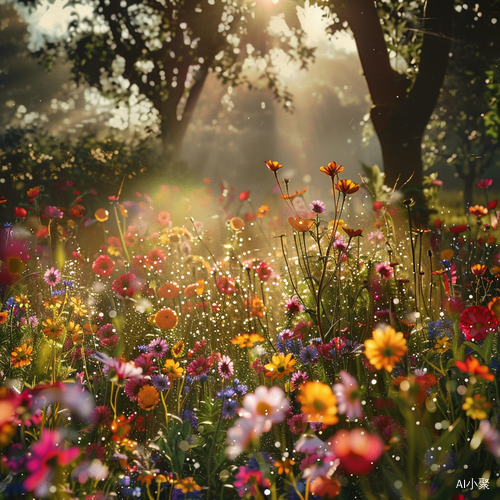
[1,161,500,500]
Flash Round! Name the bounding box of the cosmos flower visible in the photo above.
[328,428,384,475]
[148,338,168,358]
[364,325,407,372]
[23,430,80,497]
[264,160,283,172]
[93,352,143,384]
[92,255,114,277]
[43,267,61,286]
[218,355,234,379]
[297,381,338,425]
[239,386,290,432]
[375,262,393,280]
[335,179,360,195]
[460,306,498,342]
[333,370,363,419]
[309,200,326,214]
[320,161,344,177]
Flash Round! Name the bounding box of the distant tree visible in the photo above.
[323,0,499,208]
[15,0,315,177]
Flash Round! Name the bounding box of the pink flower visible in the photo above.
[328,428,384,475]
[24,430,80,497]
[239,386,289,432]
[255,262,274,281]
[92,255,114,277]
[234,466,270,497]
[44,206,63,218]
[226,417,264,459]
[477,178,493,189]
[157,211,172,226]
[285,295,304,315]
[43,267,61,286]
[186,356,213,379]
[93,352,143,383]
[333,370,363,419]
[478,420,500,457]
[460,306,498,342]
[218,355,234,379]
[376,262,393,280]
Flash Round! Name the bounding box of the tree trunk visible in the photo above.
[340,0,455,195]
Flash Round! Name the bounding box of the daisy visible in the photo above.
[460,306,498,342]
[309,200,326,214]
[43,267,61,286]
[148,338,168,358]
[364,325,407,372]
[93,352,143,383]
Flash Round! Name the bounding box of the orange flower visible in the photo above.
[256,205,269,218]
[335,179,360,195]
[471,264,487,276]
[250,296,266,318]
[137,385,160,410]
[171,341,184,357]
[264,160,283,172]
[343,227,363,238]
[364,325,407,372]
[111,415,132,443]
[0,312,8,324]
[69,204,86,218]
[274,458,295,475]
[183,280,205,298]
[488,297,500,322]
[175,477,202,493]
[27,186,41,198]
[10,343,33,368]
[42,318,64,341]
[297,381,338,425]
[288,217,314,232]
[455,356,494,381]
[230,217,245,232]
[94,208,109,222]
[320,161,344,177]
[230,333,265,348]
[158,282,180,299]
[281,188,308,201]
[155,308,178,330]
[469,205,488,217]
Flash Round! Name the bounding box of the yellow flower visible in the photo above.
[11,343,33,368]
[364,325,407,372]
[297,381,338,425]
[434,336,451,353]
[462,394,492,420]
[42,318,65,341]
[69,297,88,316]
[250,296,266,318]
[264,353,295,380]
[174,477,202,493]
[163,359,184,380]
[15,294,30,308]
[137,385,159,411]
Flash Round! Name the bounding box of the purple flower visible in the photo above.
[299,345,318,365]
[43,267,61,287]
[148,338,168,358]
[151,375,171,392]
[309,200,326,214]
[222,399,239,419]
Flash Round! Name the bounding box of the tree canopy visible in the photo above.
[15,0,316,174]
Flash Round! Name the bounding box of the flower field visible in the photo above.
[1,161,500,500]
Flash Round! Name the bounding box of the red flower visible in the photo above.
[92,255,114,277]
[455,355,494,381]
[488,200,498,210]
[328,428,384,475]
[14,207,27,218]
[450,224,469,234]
[69,204,86,218]
[217,276,236,294]
[255,262,274,281]
[239,191,250,201]
[460,306,498,342]
[112,273,140,298]
[186,356,212,379]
